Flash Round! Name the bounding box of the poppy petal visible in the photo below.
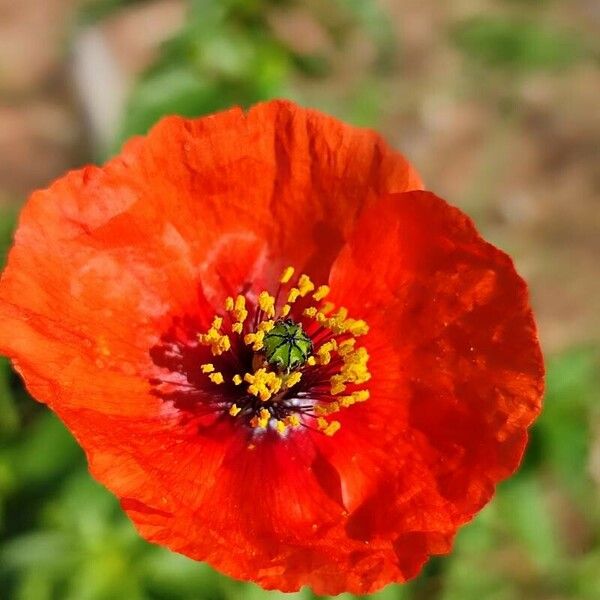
[324,189,544,540]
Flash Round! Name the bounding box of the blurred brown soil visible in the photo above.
[0,0,185,200]
[376,0,600,354]
[0,0,82,201]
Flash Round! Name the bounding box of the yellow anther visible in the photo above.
[338,391,370,408]
[250,408,271,429]
[208,372,224,385]
[259,408,271,427]
[316,341,336,365]
[324,421,341,436]
[313,285,330,301]
[281,304,291,317]
[349,346,368,362]
[335,307,349,320]
[317,351,332,366]
[234,295,246,311]
[307,356,316,366]
[319,307,354,335]
[287,288,300,303]
[225,296,234,311]
[212,316,223,330]
[325,308,358,335]
[315,402,339,416]
[319,341,335,354]
[285,371,302,389]
[317,417,341,436]
[338,338,356,356]
[315,311,328,325]
[303,307,318,318]
[337,390,370,409]
[258,320,275,332]
[198,328,217,345]
[244,368,282,401]
[298,274,315,297]
[330,375,346,395]
[198,328,231,356]
[321,301,335,315]
[201,363,215,373]
[353,389,370,403]
[258,291,276,317]
[275,420,287,434]
[284,414,301,428]
[339,395,355,408]
[267,373,282,395]
[252,386,270,402]
[244,330,265,351]
[338,347,370,385]
[346,319,369,336]
[280,266,295,284]
[232,374,243,385]
[229,404,241,416]
[318,353,331,366]
[218,335,231,354]
[232,295,248,324]
[252,388,265,399]
[232,322,243,334]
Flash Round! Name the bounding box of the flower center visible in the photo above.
[196,266,371,437]
[263,319,312,372]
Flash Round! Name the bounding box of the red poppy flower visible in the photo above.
[0,100,543,595]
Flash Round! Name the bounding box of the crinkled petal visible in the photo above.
[322,190,544,546]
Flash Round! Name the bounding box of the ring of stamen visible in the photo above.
[197,266,370,437]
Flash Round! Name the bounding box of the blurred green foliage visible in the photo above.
[110,0,395,149]
[80,0,149,24]
[452,16,584,72]
[115,0,295,147]
[2,1,599,599]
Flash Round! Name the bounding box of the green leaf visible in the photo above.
[3,412,82,491]
[116,68,214,143]
[139,551,225,599]
[496,477,564,571]
[452,16,584,72]
[574,551,600,600]
[0,357,19,437]
[78,0,147,26]
[535,347,599,497]
[0,204,17,269]
[14,571,55,600]
[441,505,515,600]
[0,531,75,573]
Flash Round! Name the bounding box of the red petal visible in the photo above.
[324,190,544,543]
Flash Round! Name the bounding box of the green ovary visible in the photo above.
[263,319,312,372]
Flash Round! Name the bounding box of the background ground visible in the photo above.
[0,1,599,599]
